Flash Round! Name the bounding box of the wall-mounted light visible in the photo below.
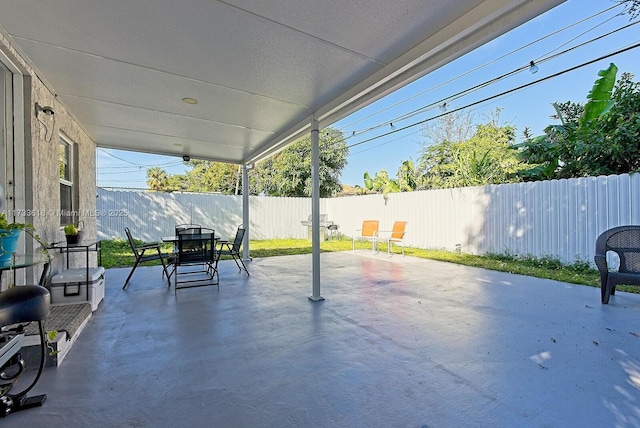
[35,102,55,142]
[35,103,55,117]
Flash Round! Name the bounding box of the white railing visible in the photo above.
[97,172,640,264]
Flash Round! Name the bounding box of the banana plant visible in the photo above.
[580,63,618,126]
[364,170,399,204]
[396,159,421,191]
[518,63,619,181]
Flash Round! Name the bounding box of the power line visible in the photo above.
[347,42,640,149]
[338,3,625,135]
[345,18,639,141]
[98,148,142,166]
[97,148,184,168]
[351,129,422,156]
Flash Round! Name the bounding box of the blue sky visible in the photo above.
[97,0,640,189]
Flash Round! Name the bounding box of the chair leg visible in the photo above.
[211,260,220,286]
[228,252,249,275]
[602,279,615,304]
[123,259,142,289]
[230,253,242,271]
[159,254,172,285]
[236,254,250,276]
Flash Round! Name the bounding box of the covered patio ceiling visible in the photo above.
[1,0,564,165]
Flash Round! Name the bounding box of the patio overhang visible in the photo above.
[0,0,564,165]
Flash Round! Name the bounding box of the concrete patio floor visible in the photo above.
[4,251,640,427]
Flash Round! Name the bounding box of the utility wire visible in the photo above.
[391,20,640,125]
[351,129,422,155]
[347,42,640,149]
[346,18,639,140]
[534,10,620,62]
[98,148,141,166]
[98,148,184,169]
[342,5,638,139]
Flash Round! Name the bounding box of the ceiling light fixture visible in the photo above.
[182,97,198,105]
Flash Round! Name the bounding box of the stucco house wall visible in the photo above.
[0,31,98,286]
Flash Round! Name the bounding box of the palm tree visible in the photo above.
[146,167,168,191]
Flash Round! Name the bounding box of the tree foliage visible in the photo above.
[250,127,348,197]
[519,64,640,180]
[184,160,239,193]
[417,110,526,189]
[364,169,399,195]
[146,167,168,191]
[421,110,475,147]
[363,159,424,196]
[146,161,238,193]
[144,128,347,196]
[618,0,640,19]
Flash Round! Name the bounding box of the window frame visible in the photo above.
[59,134,77,226]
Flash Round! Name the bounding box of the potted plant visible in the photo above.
[64,223,83,245]
[0,213,34,263]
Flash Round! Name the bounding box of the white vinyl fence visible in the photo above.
[98,172,640,265]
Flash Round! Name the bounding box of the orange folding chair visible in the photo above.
[352,220,379,253]
[386,221,407,256]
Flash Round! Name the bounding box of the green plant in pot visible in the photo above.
[0,213,35,263]
[64,223,83,245]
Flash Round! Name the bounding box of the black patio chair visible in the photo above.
[172,224,202,257]
[123,227,172,289]
[594,225,640,304]
[175,223,201,235]
[215,225,249,276]
[174,227,218,293]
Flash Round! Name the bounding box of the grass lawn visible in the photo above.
[97,236,621,292]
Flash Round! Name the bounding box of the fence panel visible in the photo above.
[97,172,640,265]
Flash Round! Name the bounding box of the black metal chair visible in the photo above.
[215,225,249,276]
[123,227,172,289]
[175,224,201,235]
[174,227,218,293]
[594,225,640,304]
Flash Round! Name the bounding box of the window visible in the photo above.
[59,135,75,225]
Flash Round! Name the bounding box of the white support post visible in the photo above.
[308,116,323,302]
[242,163,250,260]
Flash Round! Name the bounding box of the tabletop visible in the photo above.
[162,233,217,243]
[0,253,50,271]
[48,240,101,250]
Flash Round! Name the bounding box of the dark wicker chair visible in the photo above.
[594,225,640,304]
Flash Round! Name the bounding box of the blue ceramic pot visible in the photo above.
[0,229,21,262]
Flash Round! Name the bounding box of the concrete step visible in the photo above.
[22,302,92,367]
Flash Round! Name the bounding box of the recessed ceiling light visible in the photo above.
[182,97,198,105]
